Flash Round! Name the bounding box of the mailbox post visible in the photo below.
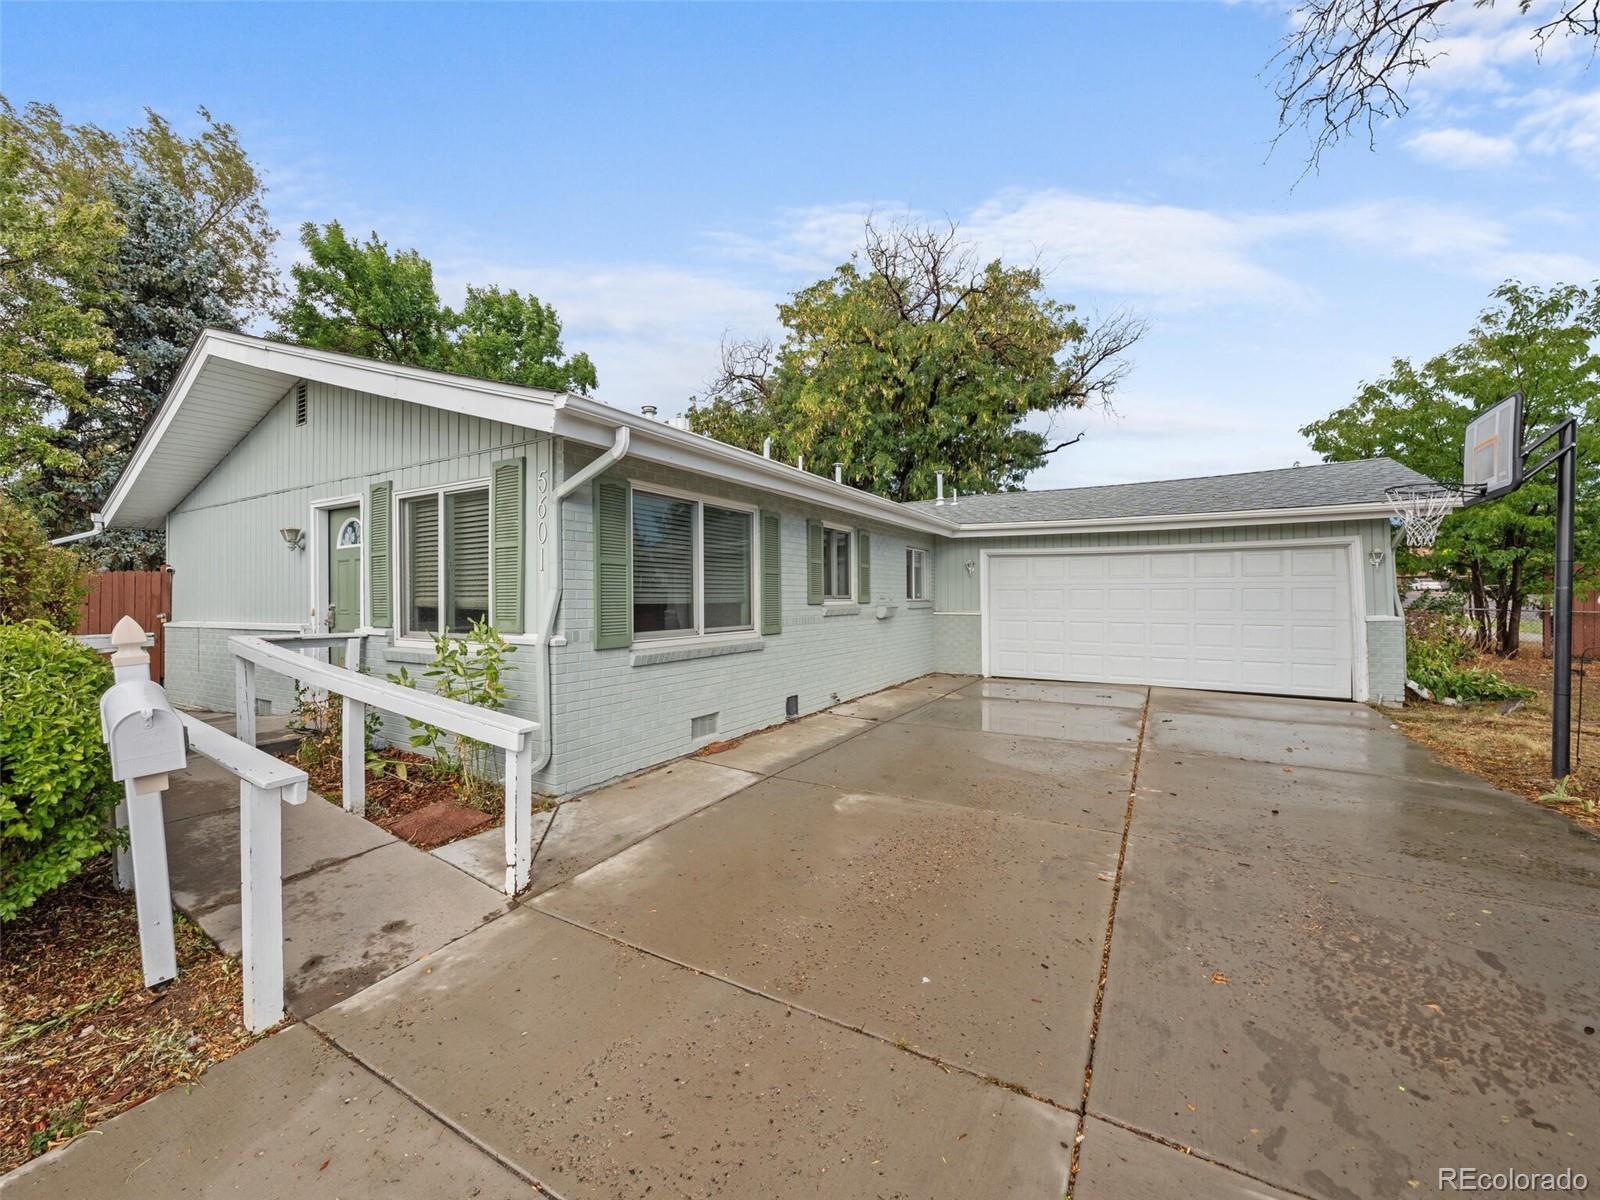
[99,616,189,988]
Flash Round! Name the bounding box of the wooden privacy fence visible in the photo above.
[78,569,172,681]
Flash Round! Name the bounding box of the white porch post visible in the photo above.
[234,657,256,746]
[125,778,177,987]
[239,779,285,1031]
[503,735,534,894]
[342,696,366,816]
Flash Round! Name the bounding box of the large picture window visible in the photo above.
[632,489,754,639]
[401,485,491,637]
[822,526,852,600]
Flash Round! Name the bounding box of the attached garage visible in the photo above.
[916,459,1433,705]
[984,543,1357,699]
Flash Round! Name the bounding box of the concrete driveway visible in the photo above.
[13,675,1598,1199]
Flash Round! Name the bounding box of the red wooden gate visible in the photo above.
[77,569,173,681]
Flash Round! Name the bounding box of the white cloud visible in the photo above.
[1517,87,1600,174]
[1405,126,1519,168]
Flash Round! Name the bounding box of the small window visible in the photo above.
[631,489,755,639]
[337,517,362,548]
[906,547,926,600]
[822,527,852,600]
[401,486,490,637]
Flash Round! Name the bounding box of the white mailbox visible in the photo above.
[100,679,188,788]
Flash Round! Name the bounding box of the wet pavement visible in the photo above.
[14,675,1598,1199]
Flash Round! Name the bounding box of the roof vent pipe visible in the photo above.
[951,488,958,505]
[935,471,945,506]
[640,404,657,419]
[797,454,805,472]
[834,462,843,483]
[762,437,772,459]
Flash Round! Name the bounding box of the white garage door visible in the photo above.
[985,546,1355,700]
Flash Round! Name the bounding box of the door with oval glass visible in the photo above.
[328,505,362,637]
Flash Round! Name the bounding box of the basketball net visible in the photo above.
[1385,484,1467,555]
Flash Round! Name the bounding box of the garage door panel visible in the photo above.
[986,547,1354,700]
[1292,549,1338,576]
[1240,550,1285,577]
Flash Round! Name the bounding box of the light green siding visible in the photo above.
[166,379,544,625]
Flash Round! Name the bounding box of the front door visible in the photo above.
[328,505,362,634]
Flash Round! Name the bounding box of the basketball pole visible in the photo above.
[1524,417,1578,780]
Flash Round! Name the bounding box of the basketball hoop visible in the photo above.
[1385,483,1472,553]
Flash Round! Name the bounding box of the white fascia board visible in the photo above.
[204,333,564,427]
[552,399,957,536]
[943,502,1401,537]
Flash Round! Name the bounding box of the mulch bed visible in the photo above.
[281,743,502,851]
[1390,649,1600,834]
[0,861,261,1172]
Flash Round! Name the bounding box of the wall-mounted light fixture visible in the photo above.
[964,560,977,577]
[1367,547,1385,568]
[279,527,305,551]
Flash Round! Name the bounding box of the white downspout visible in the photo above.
[51,513,106,545]
[533,427,631,774]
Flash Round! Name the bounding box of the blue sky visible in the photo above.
[5,1,1596,488]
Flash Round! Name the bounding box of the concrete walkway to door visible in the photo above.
[10,675,1598,1199]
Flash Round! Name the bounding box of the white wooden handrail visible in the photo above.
[228,634,539,894]
[231,635,534,750]
[176,711,307,1032]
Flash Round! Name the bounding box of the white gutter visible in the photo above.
[532,427,631,773]
[944,501,1404,537]
[51,514,106,545]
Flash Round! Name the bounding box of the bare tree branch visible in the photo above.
[1040,431,1087,456]
[1270,0,1600,169]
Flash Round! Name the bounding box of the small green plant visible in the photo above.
[0,623,123,919]
[28,1098,88,1158]
[1539,777,1594,814]
[389,620,515,808]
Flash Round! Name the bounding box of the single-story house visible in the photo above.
[98,329,1426,796]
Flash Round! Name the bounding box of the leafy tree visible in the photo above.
[280,222,598,394]
[0,121,121,479]
[687,220,1144,502]
[35,175,236,567]
[0,495,88,627]
[1,99,276,561]
[452,285,597,393]
[1302,281,1600,654]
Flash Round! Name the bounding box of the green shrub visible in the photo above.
[0,496,89,628]
[1405,627,1535,703]
[0,622,122,919]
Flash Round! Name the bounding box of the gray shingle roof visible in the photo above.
[903,458,1432,525]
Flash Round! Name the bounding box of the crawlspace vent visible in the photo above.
[691,712,719,739]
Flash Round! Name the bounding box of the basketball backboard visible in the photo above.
[1464,392,1523,501]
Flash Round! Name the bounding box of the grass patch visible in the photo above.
[1390,651,1600,834]
[0,860,263,1170]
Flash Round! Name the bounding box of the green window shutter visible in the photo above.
[760,511,782,635]
[806,520,823,605]
[490,457,525,634]
[592,476,632,650]
[857,529,871,603]
[368,481,394,627]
